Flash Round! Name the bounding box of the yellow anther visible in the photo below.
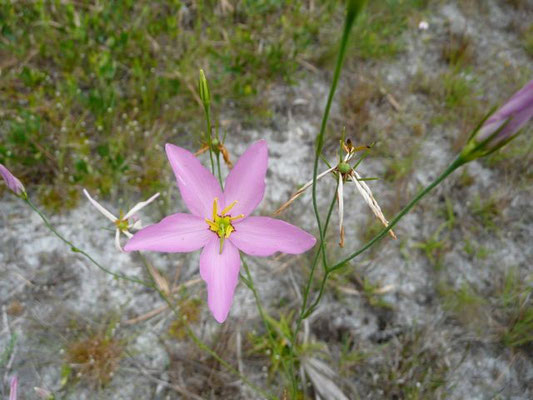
[205,219,218,231]
[212,197,218,220]
[230,214,245,221]
[206,197,244,253]
[225,225,233,238]
[221,200,238,216]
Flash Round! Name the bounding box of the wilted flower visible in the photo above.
[275,140,396,247]
[0,164,26,196]
[83,189,160,252]
[464,79,533,159]
[125,140,316,323]
[195,138,233,168]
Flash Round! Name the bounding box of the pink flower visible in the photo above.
[9,376,18,400]
[476,79,533,145]
[125,140,316,322]
[0,164,25,196]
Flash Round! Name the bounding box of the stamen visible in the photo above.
[229,214,245,221]
[205,218,217,231]
[212,197,218,220]
[221,200,238,215]
[225,225,233,238]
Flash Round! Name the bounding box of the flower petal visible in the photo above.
[124,192,160,219]
[273,166,335,215]
[124,213,212,252]
[337,174,345,247]
[478,80,533,144]
[350,171,396,239]
[83,189,117,222]
[115,229,124,252]
[0,164,25,196]
[223,140,268,217]
[199,236,241,323]
[166,144,223,218]
[9,376,17,400]
[230,216,316,257]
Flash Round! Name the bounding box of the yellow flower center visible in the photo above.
[205,198,244,253]
[114,210,129,231]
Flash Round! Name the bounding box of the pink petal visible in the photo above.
[223,140,268,217]
[0,164,25,196]
[478,79,533,144]
[166,144,223,218]
[199,236,241,323]
[230,216,316,257]
[9,376,17,400]
[124,213,212,253]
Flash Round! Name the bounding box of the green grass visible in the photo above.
[0,0,339,209]
[438,270,533,349]
[0,0,433,210]
[347,0,429,61]
[522,23,533,57]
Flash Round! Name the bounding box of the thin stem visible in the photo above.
[301,157,465,319]
[301,269,331,319]
[311,3,357,250]
[329,156,465,272]
[216,151,223,188]
[24,197,151,287]
[241,258,294,397]
[297,179,339,330]
[204,105,215,175]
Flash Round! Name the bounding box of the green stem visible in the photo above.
[311,3,357,252]
[329,156,465,272]
[241,258,291,398]
[24,197,151,287]
[296,179,339,330]
[216,151,223,188]
[301,157,465,319]
[204,105,215,175]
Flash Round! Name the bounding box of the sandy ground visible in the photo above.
[1,0,532,399]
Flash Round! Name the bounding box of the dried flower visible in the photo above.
[0,164,26,196]
[275,140,396,247]
[125,140,316,323]
[195,138,233,168]
[83,189,159,252]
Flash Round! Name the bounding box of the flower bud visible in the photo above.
[198,69,210,108]
[0,163,26,197]
[476,80,533,145]
[461,80,533,161]
[346,0,367,23]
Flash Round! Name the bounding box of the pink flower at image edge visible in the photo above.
[477,79,533,144]
[10,376,18,400]
[125,140,316,323]
[0,164,25,196]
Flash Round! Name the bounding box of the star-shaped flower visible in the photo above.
[124,140,316,323]
[83,189,160,252]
